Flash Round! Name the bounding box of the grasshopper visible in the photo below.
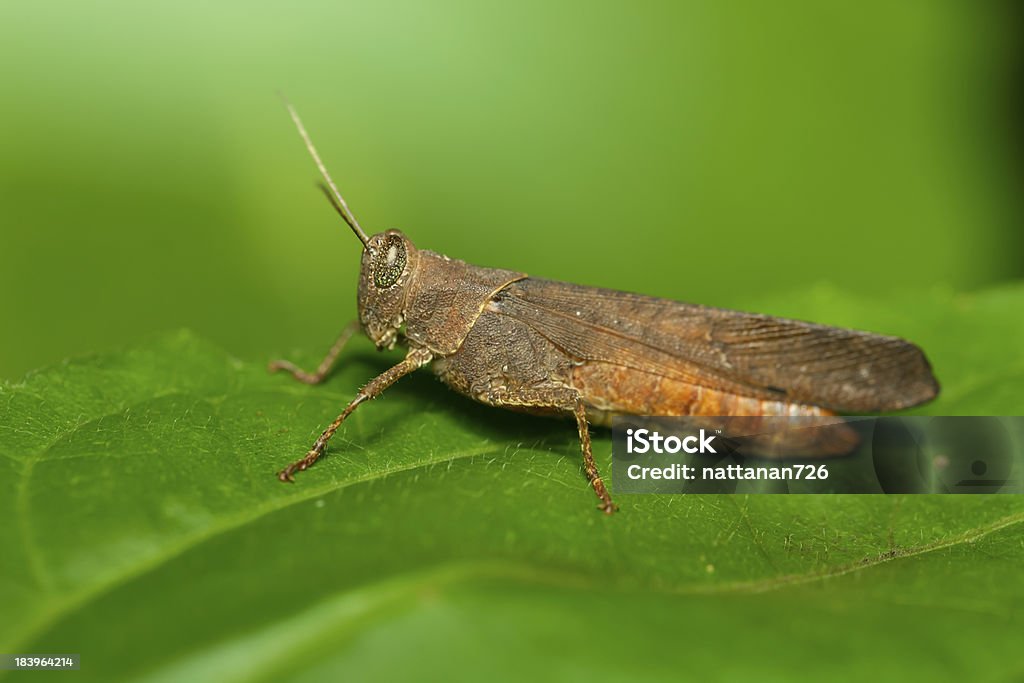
[270,104,939,514]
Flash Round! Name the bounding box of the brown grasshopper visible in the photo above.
[270,104,939,514]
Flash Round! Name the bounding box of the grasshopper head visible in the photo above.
[357,229,419,349]
[279,103,420,350]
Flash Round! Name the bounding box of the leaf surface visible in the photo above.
[2,285,1023,682]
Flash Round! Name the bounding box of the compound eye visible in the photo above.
[373,234,406,288]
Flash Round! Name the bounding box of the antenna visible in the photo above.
[281,96,370,246]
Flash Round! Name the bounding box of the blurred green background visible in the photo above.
[1,1,1021,380]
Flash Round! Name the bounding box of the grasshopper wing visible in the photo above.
[491,278,938,412]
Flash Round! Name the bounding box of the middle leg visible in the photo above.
[487,385,617,514]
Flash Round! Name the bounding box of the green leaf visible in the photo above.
[2,285,1023,682]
